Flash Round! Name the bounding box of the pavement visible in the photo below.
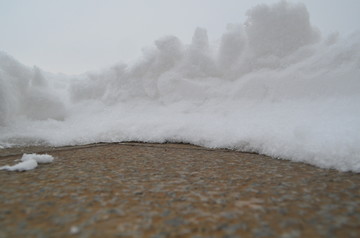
[0,143,359,238]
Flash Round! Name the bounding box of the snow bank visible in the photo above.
[0,1,359,172]
[0,153,54,172]
[0,53,67,126]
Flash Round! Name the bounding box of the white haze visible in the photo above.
[0,1,359,172]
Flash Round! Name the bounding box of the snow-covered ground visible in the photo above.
[0,1,359,172]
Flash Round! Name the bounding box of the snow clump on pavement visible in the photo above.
[0,153,54,172]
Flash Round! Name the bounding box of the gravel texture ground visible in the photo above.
[0,142,359,238]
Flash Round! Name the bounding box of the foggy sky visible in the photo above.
[0,0,359,74]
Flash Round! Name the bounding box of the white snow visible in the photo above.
[0,1,359,172]
[0,159,38,172]
[0,153,54,172]
[21,153,54,163]
[69,226,80,235]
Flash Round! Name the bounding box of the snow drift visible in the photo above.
[0,1,359,172]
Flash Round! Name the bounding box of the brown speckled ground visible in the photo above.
[0,143,359,238]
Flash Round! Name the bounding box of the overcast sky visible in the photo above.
[1,0,359,74]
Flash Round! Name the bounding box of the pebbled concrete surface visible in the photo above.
[0,143,359,238]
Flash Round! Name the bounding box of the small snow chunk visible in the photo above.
[21,153,54,164]
[0,153,54,172]
[70,226,80,234]
[0,159,38,171]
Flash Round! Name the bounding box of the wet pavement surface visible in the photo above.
[0,143,359,238]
